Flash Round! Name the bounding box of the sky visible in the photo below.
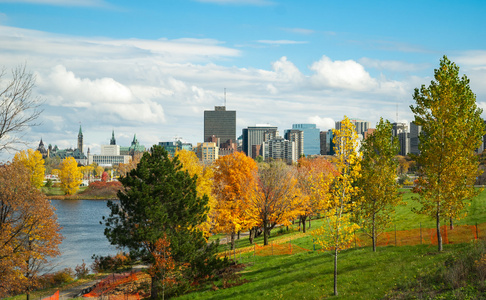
[1,0,486,160]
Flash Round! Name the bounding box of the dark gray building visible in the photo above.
[242,125,278,158]
[204,106,236,145]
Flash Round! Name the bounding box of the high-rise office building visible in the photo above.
[392,122,409,156]
[204,106,236,145]
[262,136,297,163]
[292,124,320,155]
[409,122,422,155]
[242,125,278,159]
[335,119,370,137]
[284,129,304,157]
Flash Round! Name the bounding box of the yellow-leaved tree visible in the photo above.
[58,157,83,195]
[212,152,257,249]
[410,56,484,252]
[354,118,402,252]
[312,116,361,296]
[176,149,215,239]
[13,149,45,189]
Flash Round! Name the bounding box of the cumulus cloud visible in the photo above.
[271,56,304,83]
[308,116,335,131]
[310,55,378,91]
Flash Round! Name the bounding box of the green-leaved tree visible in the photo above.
[355,118,401,252]
[410,55,484,252]
[103,146,224,299]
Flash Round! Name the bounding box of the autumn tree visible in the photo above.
[0,64,43,152]
[245,160,303,245]
[13,149,45,189]
[313,116,361,296]
[410,56,484,252]
[58,157,83,195]
[212,152,258,249]
[176,149,215,239]
[297,156,336,233]
[0,163,62,298]
[117,153,142,177]
[103,146,224,299]
[355,118,401,252]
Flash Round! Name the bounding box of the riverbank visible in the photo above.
[43,183,121,200]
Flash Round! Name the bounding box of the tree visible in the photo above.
[58,157,83,195]
[0,163,62,298]
[13,149,45,189]
[245,160,303,245]
[176,149,215,239]
[355,118,401,252]
[312,116,361,296]
[410,56,484,252]
[212,152,258,249]
[0,65,43,152]
[297,156,337,233]
[103,146,224,299]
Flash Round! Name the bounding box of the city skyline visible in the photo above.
[0,0,485,161]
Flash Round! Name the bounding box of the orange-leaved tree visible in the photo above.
[13,149,45,189]
[297,156,337,233]
[176,149,215,239]
[0,163,62,299]
[312,116,361,296]
[212,152,257,249]
[245,160,303,245]
[58,157,83,195]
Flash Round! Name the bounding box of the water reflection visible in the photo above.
[49,200,119,272]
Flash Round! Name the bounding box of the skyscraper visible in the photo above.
[335,119,370,137]
[292,124,320,155]
[409,122,422,155]
[242,125,278,158]
[204,106,236,145]
[284,129,304,157]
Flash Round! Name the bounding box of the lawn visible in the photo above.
[176,188,486,299]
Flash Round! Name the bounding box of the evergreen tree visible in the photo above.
[103,146,224,299]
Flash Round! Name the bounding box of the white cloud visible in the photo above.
[359,57,429,72]
[281,28,315,35]
[310,55,378,91]
[308,116,335,131]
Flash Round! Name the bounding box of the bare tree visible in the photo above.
[0,64,43,152]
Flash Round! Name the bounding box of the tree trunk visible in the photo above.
[249,227,254,244]
[301,215,307,233]
[334,247,338,296]
[298,217,301,232]
[372,213,376,252]
[437,211,443,252]
[308,216,311,229]
[151,275,159,299]
[263,220,269,246]
[237,231,240,240]
[450,217,454,230]
[230,232,236,250]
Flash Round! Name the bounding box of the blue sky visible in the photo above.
[0,0,485,159]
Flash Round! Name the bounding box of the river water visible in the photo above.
[49,200,120,272]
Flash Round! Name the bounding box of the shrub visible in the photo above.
[75,260,90,279]
[52,268,74,285]
[91,252,132,273]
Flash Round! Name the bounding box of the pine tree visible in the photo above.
[103,146,224,299]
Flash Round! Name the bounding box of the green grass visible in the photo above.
[41,186,88,196]
[178,242,467,299]
[179,188,486,299]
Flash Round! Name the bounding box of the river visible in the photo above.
[49,199,120,272]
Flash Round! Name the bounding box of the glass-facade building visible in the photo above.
[292,124,320,155]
